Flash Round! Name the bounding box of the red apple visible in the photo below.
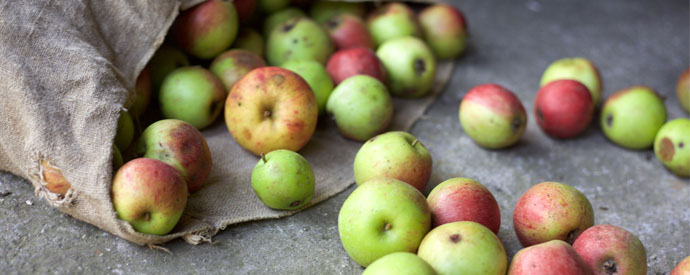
[170,0,239,59]
[535,79,594,138]
[427,178,501,234]
[672,256,690,275]
[572,224,647,275]
[326,47,387,85]
[323,14,374,50]
[508,240,592,275]
[234,0,256,24]
[225,67,318,155]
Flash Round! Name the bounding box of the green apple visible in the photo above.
[115,110,134,151]
[601,86,667,149]
[354,131,432,192]
[210,49,266,91]
[417,221,507,275]
[263,7,306,36]
[326,75,393,141]
[338,178,431,267]
[363,252,436,275]
[418,4,469,59]
[310,0,366,24]
[654,118,690,177]
[367,3,421,47]
[267,17,334,66]
[540,57,603,105]
[377,37,436,98]
[677,69,690,113]
[137,119,213,193]
[251,149,315,210]
[159,66,226,129]
[111,158,187,235]
[170,0,239,59]
[257,0,290,14]
[112,145,124,171]
[147,44,190,92]
[281,60,334,115]
[232,28,265,57]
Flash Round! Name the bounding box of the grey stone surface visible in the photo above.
[1,0,689,274]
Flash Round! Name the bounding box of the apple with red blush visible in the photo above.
[326,47,387,86]
[427,177,501,234]
[534,79,594,139]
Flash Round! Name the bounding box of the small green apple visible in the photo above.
[367,3,421,46]
[310,0,366,24]
[210,49,266,91]
[281,60,334,115]
[417,221,507,275]
[115,110,134,151]
[257,0,290,14]
[232,28,265,57]
[418,4,469,59]
[170,0,239,59]
[251,149,315,210]
[338,178,431,267]
[147,44,190,92]
[540,57,603,105]
[363,252,436,275]
[267,17,334,66]
[377,37,436,98]
[263,7,306,36]
[159,66,226,129]
[112,145,124,171]
[326,75,393,141]
[677,69,690,113]
[601,86,667,149]
[654,118,690,177]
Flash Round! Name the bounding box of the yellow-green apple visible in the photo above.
[115,110,134,150]
[418,4,468,59]
[324,14,374,50]
[367,3,421,47]
[459,84,527,149]
[338,178,431,267]
[326,47,387,86]
[353,131,431,191]
[572,224,646,275]
[654,118,690,177]
[326,75,393,141]
[147,45,190,92]
[159,66,226,129]
[601,86,667,149]
[112,145,124,171]
[540,57,603,105]
[677,69,690,112]
[535,79,594,139]
[427,178,500,234]
[41,160,71,195]
[513,181,594,247]
[170,0,239,59]
[234,0,256,24]
[232,28,264,57]
[130,67,152,118]
[508,240,591,275]
[310,0,366,23]
[225,67,318,155]
[210,49,266,91]
[377,37,436,98]
[417,221,508,275]
[266,17,334,66]
[263,7,306,36]
[111,158,187,235]
[137,119,212,193]
[281,60,334,115]
[672,256,690,275]
[251,149,315,210]
[257,0,289,14]
[363,252,436,275]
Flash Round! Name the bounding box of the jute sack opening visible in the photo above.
[0,0,452,245]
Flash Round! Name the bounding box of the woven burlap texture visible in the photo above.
[0,0,451,245]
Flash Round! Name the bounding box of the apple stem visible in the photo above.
[384,223,392,231]
[411,139,419,147]
[261,153,267,163]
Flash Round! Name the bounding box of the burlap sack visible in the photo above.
[0,0,452,245]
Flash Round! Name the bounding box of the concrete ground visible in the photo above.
[1,0,689,274]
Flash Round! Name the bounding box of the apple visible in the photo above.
[601,86,667,149]
[146,44,190,92]
[210,49,266,91]
[326,75,393,141]
[338,177,431,267]
[377,37,436,98]
[353,131,431,192]
[540,57,603,105]
[170,0,239,59]
[418,4,469,59]
[324,14,374,50]
[672,256,690,275]
[534,79,594,139]
[572,224,646,275]
[310,0,367,24]
[417,221,508,275]
[111,158,187,235]
[41,160,71,195]
[115,110,134,151]
[159,66,226,129]
[130,67,152,118]
[234,0,256,24]
[677,69,690,113]
[427,178,500,234]
[266,17,334,66]
[281,60,334,115]
[654,118,690,177]
[256,0,289,14]
[508,240,591,275]
[251,149,315,210]
[362,252,436,275]
[326,47,387,86]
[367,3,421,47]
[513,181,594,247]
[232,28,265,57]
[225,67,318,155]
[137,119,212,193]
[459,83,527,149]
[263,7,306,36]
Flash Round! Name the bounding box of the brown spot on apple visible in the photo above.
[272,74,285,86]
[602,258,617,274]
[414,58,426,76]
[290,200,301,207]
[659,137,674,161]
[449,234,461,243]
